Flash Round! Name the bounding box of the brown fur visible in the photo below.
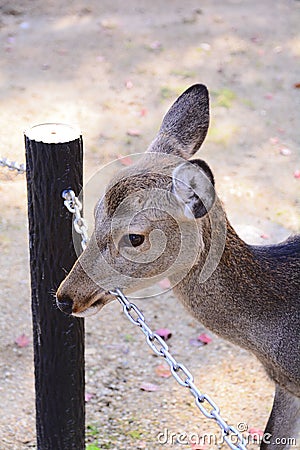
[57,84,300,449]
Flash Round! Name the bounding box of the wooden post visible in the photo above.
[25,123,85,450]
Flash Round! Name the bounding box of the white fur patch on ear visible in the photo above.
[172,163,198,218]
[172,161,215,219]
[183,204,195,219]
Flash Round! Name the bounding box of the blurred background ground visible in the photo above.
[0,1,299,449]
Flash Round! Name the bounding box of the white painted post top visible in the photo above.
[25,123,81,144]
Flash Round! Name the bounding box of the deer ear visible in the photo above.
[147,84,209,159]
[171,159,215,219]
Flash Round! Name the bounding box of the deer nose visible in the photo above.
[56,295,74,315]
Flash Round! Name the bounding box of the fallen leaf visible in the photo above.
[85,392,93,402]
[197,333,212,344]
[140,382,159,392]
[155,364,171,378]
[294,83,300,89]
[248,428,264,441]
[127,128,141,137]
[158,278,171,289]
[149,41,162,50]
[15,333,30,348]
[155,328,172,341]
[279,147,291,156]
[294,170,300,179]
[125,80,133,89]
[117,154,133,166]
[190,443,207,450]
[264,93,273,100]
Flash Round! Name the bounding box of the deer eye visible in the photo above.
[121,234,145,248]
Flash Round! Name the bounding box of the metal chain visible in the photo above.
[109,288,248,450]
[63,189,248,450]
[0,156,25,174]
[62,189,88,251]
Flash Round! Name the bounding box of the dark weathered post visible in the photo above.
[25,123,85,450]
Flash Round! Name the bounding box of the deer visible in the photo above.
[56,84,300,450]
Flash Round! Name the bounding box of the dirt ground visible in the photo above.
[0,1,299,449]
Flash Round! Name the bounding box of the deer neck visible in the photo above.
[171,199,276,351]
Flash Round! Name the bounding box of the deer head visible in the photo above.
[56,84,224,317]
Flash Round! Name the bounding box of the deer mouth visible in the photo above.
[72,292,112,318]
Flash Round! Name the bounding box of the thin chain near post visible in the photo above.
[62,191,248,450]
[62,189,88,251]
[109,288,248,450]
[0,156,25,174]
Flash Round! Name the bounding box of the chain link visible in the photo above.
[63,192,248,450]
[109,288,248,450]
[0,156,25,174]
[62,189,88,250]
